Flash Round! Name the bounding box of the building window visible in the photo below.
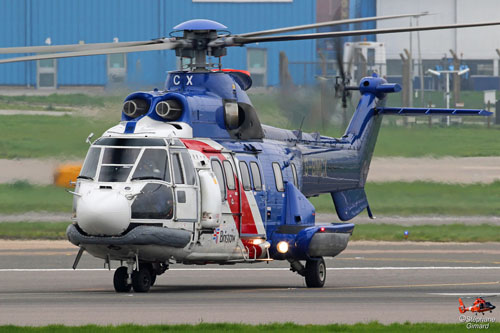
[107,53,127,83]
[247,48,267,87]
[37,59,57,89]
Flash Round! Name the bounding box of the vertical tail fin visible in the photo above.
[458,298,467,313]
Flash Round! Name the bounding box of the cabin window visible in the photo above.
[80,147,101,180]
[272,162,284,192]
[131,149,170,182]
[172,153,184,184]
[239,161,251,191]
[223,160,236,190]
[250,161,262,191]
[291,163,298,187]
[211,159,226,200]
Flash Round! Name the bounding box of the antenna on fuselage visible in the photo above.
[296,115,306,141]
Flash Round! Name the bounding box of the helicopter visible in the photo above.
[459,297,496,315]
[0,15,498,293]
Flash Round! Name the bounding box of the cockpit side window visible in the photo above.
[131,149,170,182]
[79,147,101,180]
[172,153,184,184]
[131,183,174,219]
[211,158,226,201]
[180,150,196,185]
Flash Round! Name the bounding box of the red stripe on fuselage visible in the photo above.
[181,139,258,235]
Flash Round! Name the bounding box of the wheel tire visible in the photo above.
[305,257,326,288]
[142,263,157,286]
[113,266,131,293]
[132,268,152,293]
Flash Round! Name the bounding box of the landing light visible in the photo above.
[277,241,289,254]
[252,238,265,245]
[319,227,326,232]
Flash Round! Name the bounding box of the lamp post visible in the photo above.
[426,67,470,126]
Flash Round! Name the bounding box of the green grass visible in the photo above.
[0,182,71,213]
[3,222,500,242]
[0,91,499,159]
[1,114,498,159]
[352,223,500,242]
[0,115,116,159]
[0,222,70,240]
[373,125,500,157]
[0,94,124,108]
[0,322,489,332]
[310,181,500,216]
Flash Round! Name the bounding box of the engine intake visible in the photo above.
[155,100,183,120]
[122,99,149,118]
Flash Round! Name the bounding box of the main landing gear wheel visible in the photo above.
[305,257,326,288]
[132,267,152,293]
[142,263,157,286]
[113,266,131,292]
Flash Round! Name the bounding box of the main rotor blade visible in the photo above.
[230,21,500,45]
[0,41,158,55]
[239,12,429,37]
[0,40,178,64]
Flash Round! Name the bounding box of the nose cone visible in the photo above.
[77,190,131,236]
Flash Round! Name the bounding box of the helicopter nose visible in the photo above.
[76,189,131,236]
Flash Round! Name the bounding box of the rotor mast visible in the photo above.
[172,20,228,72]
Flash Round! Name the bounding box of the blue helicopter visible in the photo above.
[0,17,496,292]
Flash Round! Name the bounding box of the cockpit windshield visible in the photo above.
[99,148,141,182]
[131,149,170,182]
[79,140,172,183]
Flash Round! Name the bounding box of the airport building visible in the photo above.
[377,0,500,91]
[3,0,497,91]
[0,0,375,89]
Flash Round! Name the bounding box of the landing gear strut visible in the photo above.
[289,257,326,288]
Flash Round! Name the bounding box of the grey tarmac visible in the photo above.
[0,240,499,325]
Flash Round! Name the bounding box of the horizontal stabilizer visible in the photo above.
[375,107,492,116]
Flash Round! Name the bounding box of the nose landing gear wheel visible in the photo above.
[304,257,326,288]
[132,267,152,292]
[113,266,131,292]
